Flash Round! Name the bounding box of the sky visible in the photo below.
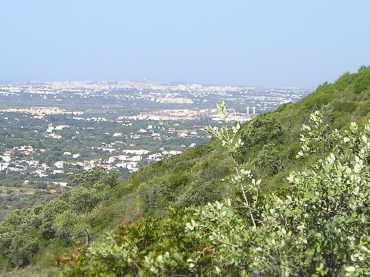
[1,0,370,88]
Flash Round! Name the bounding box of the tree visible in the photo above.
[53,211,90,244]
[70,167,118,188]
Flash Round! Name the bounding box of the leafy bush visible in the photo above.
[0,169,117,269]
[353,66,370,94]
[59,110,370,276]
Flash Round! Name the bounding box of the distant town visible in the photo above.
[0,81,310,216]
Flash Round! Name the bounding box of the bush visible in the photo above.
[59,111,370,276]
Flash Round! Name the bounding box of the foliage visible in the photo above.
[0,169,117,269]
[70,167,119,188]
[53,211,90,244]
[59,109,369,276]
[1,66,369,275]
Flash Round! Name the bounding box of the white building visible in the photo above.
[123,149,150,155]
[0,155,11,163]
[55,125,70,130]
[54,161,64,169]
[108,157,117,164]
[0,163,9,171]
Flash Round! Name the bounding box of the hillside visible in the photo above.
[0,66,369,276]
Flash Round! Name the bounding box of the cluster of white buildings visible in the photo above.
[0,145,185,181]
[48,148,184,174]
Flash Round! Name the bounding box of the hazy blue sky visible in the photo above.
[1,0,370,87]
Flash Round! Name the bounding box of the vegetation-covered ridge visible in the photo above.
[63,114,370,276]
[0,66,369,276]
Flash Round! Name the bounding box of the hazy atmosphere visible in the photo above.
[1,0,370,87]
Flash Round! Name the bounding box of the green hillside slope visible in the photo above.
[0,67,369,276]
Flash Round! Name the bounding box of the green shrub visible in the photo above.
[59,111,370,276]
